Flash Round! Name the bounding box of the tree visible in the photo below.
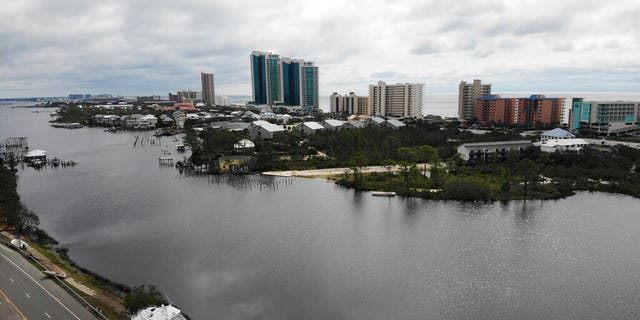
[446,153,463,174]
[349,152,368,189]
[124,285,168,315]
[416,145,439,176]
[516,158,539,199]
[13,208,40,236]
[382,136,401,160]
[397,147,417,163]
[383,159,396,190]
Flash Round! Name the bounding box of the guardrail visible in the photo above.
[0,238,110,320]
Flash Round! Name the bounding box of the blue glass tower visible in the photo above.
[251,53,267,105]
[250,51,318,112]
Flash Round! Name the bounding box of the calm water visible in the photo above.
[2,103,640,319]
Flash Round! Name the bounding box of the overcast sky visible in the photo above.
[1,0,639,98]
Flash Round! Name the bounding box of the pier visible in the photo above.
[159,156,174,166]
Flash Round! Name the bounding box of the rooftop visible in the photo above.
[541,138,588,147]
[541,128,575,138]
[302,121,324,130]
[459,140,533,147]
[252,120,285,133]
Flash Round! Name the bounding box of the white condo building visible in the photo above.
[368,81,424,118]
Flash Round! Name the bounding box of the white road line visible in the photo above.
[24,292,30,299]
[9,277,15,283]
[45,311,52,318]
[0,251,81,320]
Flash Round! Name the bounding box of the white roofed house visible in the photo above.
[233,139,255,154]
[322,119,346,131]
[384,119,406,130]
[136,114,157,130]
[366,116,386,127]
[159,114,174,126]
[24,149,47,163]
[540,138,589,153]
[124,114,144,129]
[343,120,365,130]
[248,120,286,139]
[297,121,324,135]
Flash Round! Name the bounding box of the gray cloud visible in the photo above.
[1,0,639,98]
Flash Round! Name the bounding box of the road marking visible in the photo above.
[45,311,52,318]
[24,292,30,299]
[9,277,15,283]
[0,251,81,320]
[0,289,28,320]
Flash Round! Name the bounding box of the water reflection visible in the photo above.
[4,106,640,320]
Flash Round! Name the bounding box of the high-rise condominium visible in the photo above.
[250,51,319,113]
[201,72,215,106]
[458,79,491,120]
[330,92,370,115]
[369,81,424,118]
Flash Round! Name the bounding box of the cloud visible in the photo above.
[1,0,639,99]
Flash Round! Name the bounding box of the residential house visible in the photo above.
[343,120,365,130]
[322,119,346,131]
[297,121,324,135]
[540,138,588,153]
[540,128,575,141]
[218,155,251,172]
[248,120,286,139]
[385,119,406,130]
[366,116,386,127]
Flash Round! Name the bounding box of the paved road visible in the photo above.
[0,243,98,320]
[583,138,640,149]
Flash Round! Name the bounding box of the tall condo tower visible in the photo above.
[201,72,215,106]
[300,61,319,113]
[368,81,424,118]
[458,79,491,120]
[250,51,319,113]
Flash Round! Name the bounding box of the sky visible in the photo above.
[1,0,639,99]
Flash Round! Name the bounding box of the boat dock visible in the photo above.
[159,156,174,166]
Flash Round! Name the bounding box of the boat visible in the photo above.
[10,238,28,250]
[43,269,68,279]
[371,191,396,197]
[132,305,187,320]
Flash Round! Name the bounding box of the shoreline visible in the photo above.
[263,163,431,178]
[0,231,126,320]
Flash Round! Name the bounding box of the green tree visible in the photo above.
[416,145,439,176]
[516,158,539,199]
[382,136,401,160]
[349,152,368,189]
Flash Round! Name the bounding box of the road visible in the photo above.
[583,138,640,149]
[0,243,98,320]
